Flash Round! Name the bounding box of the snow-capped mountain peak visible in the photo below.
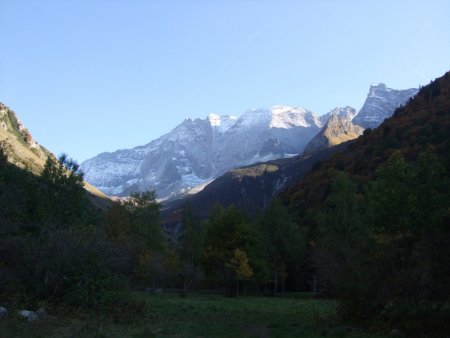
[269,105,318,129]
[82,105,321,198]
[232,108,272,129]
[207,113,221,127]
[353,84,418,129]
[80,83,418,199]
[319,106,357,125]
[207,113,237,133]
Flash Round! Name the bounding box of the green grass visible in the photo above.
[0,292,389,338]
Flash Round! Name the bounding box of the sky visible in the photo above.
[1,1,449,163]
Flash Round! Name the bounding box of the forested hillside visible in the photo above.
[281,71,450,335]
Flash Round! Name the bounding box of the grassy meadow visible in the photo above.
[0,292,390,338]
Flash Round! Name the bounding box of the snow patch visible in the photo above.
[270,106,313,129]
[181,174,208,187]
[208,113,238,133]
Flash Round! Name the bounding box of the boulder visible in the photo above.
[18,310,38,321]
[0,306,7,319]
[390,328,401,336]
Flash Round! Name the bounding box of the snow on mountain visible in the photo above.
[352,83,418,129]
[81,105,321,198]
[81,83,418,199]
[319,106,357,125]
[80,145,152,195]
[207,113,237,133]
[270,105,321,128]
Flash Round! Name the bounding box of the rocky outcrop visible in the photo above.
[319,106,357,125]
[303,114,364,156]
[352,83,418,129]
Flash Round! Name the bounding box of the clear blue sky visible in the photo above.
[1,1,449,162]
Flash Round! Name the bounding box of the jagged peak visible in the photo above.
[324,113,356,127]
[207,113,238,132]
[370,82,387,88]
[328,106,356,116]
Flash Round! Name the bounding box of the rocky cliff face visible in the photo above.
[352,83,418,129]
[319,106,357,125]
[0,103,49,173]
[81,106,322,198]
[303,113,364,156]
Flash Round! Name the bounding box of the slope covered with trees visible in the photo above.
[0,151,168,316]
[280,71,450,335]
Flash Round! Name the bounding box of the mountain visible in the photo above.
[279,73,450,335]
[303,113,364,156]
[352,83,418,129]
[0,102,109,204]
[318,106,357,125]
[81,83,418,199]
[305,85,418,156]
[282,72,450,217]
[160,81,424,230]
[161,142,351,233]
[81,106,322,198]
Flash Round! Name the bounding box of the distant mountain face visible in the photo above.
[81,106,322,198]
[303,113,364,156]
[81,83,418,199]
[352,83,418,129]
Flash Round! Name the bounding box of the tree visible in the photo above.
[259,198,303,296]
[41,153,87,226]
[315,172,373,319]
[124,191,162,250]
[201,205,254,290]
[226,249,253,297]
[366,152,450,322]
[178,204,204,296]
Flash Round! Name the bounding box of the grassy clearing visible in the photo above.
[0,292,389,338]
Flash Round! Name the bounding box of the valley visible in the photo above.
[1,73,449,337]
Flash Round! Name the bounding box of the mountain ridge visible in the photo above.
[81,83,418,199]
[81,105,324,198]
[352,83,418,128]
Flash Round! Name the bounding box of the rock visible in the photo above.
[390,328,401,336]
[18,310,38,321]
[302,113,364,156]
[0,306,8,319]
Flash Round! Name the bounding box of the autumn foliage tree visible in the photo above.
[226,249,253,297]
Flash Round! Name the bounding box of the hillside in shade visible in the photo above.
[161,142,351,232]
[282,72,450,220]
